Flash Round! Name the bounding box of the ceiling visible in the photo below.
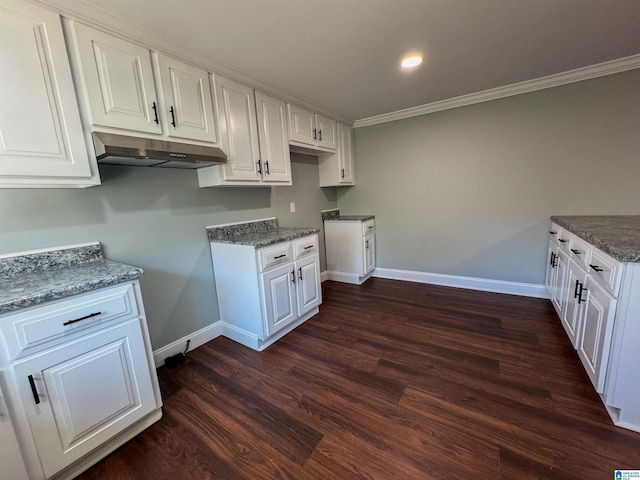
[41,0,640,123]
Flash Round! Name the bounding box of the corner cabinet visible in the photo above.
[210,235,321,350]
[545,222,640,433]
[0,281,162,479]
[319,123,355,186]
[0,0,99,188]
[198,76,291,187]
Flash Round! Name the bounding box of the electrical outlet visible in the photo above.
[290,202,296,213]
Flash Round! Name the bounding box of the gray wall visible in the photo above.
[339,69,640,285]
[0,154,336,349]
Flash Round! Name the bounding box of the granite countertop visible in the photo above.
[321,209,375,222]
[551,215,640,263]
[0,243,143,314]
[207,218,319,248]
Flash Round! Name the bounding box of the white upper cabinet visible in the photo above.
[255,92,291,183]
[198,76,292,186]
[0,0,99,187]
[156,53,217,143]
[319,122,355,186]
[315,114,337,150]
[69,22,161,135]
[287,104,337,153]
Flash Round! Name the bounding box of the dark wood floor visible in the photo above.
[76,278,640,479]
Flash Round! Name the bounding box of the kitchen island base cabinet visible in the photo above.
[210,235,321,351]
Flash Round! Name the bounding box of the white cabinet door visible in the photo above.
[216,75,260,182]
[551,249,569,316]
[0,383,29,480]
[261,264,297,337]
[561,259,588,348]
[255,92,291,184]
[338,123,354,183]
[364,233,376,274]
[287,104,316,145]
[295,255,321,316]
[545,242,558,293]
[578,278,617,394]
[156,54,218,143]
[0,1,94,184]
[316,114,337,151]
[14,318,156,479]
[71,22,161,135]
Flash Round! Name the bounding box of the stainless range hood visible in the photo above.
[93,133,227,169]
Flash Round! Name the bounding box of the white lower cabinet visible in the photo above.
[0,384,29,480]
[577,277,617,393]
[0,281,162,479]
[210,235,321,350]
[544,222,640,433]
[324,218,376,285]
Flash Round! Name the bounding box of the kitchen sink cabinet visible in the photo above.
[0,0,99,188]
[210,235,321,350]
[0,281,162,480]
[319,123,355,187]
[287,104,337,153]
[198,76,291,186]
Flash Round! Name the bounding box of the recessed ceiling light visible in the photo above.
[401,55,423,69]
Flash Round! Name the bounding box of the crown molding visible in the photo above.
[32,0,353,125]
[354,54,640,128]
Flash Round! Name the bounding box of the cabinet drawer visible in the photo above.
[258,242,293,272]
[1,283,139,361]
[362,219,375,236]
[293,235,318,259]
[588,247,623,297]
[569,235,593,270]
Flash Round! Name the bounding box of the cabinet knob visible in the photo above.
[313,128,317,140]
[170,106,176,127]
[265,161,270,175]
[570,249,581,255]
[558,239,567,243]
[341,168,345,178]
[548,231,557,235]
[290,270,296,283]
[256,159,262,175]
[318,129,323,141]
[589,264,604,272]
[298,267,303,280]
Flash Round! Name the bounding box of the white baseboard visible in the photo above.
[373,267,549,299]
[321,270,329,282]
[325,270,372,285]
[153,321,223,367]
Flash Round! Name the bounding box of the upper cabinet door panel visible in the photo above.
[71,23,161,134]
[255,92,291,184]
[216,75,260,181]
[315,114,337,150]
[0,1,91,179]
[156,54,217,143]
[339,123,354,183]
[287,104,315,145]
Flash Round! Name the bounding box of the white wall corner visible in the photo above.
[373,267,549,299]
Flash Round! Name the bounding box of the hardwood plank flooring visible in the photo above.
[76,278,640,479]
